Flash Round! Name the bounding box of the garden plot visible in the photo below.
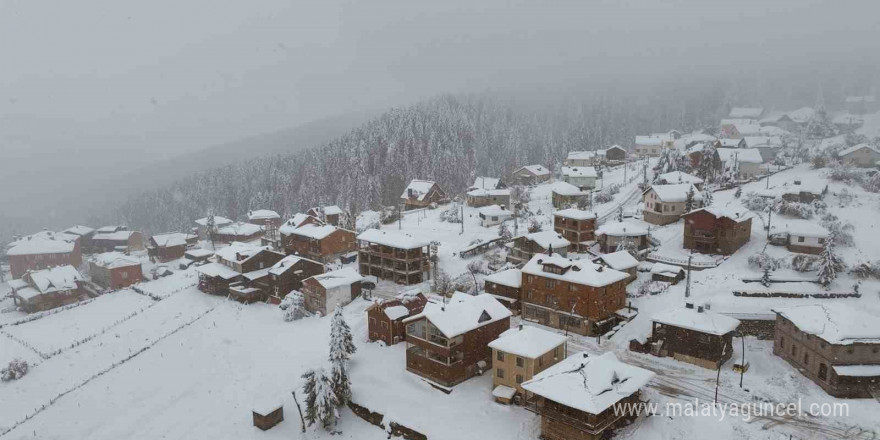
[133,268,200,299]
[2,290,155,356]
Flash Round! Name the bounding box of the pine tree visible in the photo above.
[684,187,695,213]
[281,291,310,322]
[498,222,512,242]
[702,188,713,206]
[329,358,351,404]
[616,206,624,223]
[817,237,844,288]
[329,306,356,362]
[761,266,772,287]
[302,368,339,430]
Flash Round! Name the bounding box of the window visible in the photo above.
[779,337,785,349]
[538,356,544,367]
[516,374,524,384]
[121,272,128,279]
[370,317,376,327]
[803,353,809,365]
[496,368,505,379]
[381,321,388,330]
[846,347,854,355]
[497,351,505,362]
[516,357,524,368]
[818,363,828,381]
[568,284,577,292]
[798,236,805,243]
[545,279,555,288]
[791,345,797,356]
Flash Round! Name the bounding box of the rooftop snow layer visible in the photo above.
[478,205,513,217]
[521,351,654,415]
[649,184,703,203]
[488,325,567,358]
[151,232,196,248]
[471,177,502,190]
[687,206,751,222]
[400,180,437,201]
[357,229,430,250]
[771,220,829,239]
[28,265,83,294]
[310,267,364,289]
[657,171,703,185]
[91,252,141,269]
[518,165,549,176]
[7,236,76,256]
[554,208,597,220]
[773,304,880,345]
[248,209,280,220]
[63,225,95,236]
[652,306,740,336]
[484,268,522,288]
[596,221,649,237]
[839,143,880,157]
[597,251,639,271]
[467,188,510,197]
[214,242,267,263]
[524,230,571,250]
[716,148,764,164]
[522,253,629,288]
[405,293,511,338]
[194,216,233,227]
[196,262,242,280]
[561,166,598,178]
[551,181,588,196]
[288,224,339,240]
[383,305,411,321]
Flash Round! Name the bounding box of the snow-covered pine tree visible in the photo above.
[761,266,772,287]
[616,206,624,223]
[817,237,844,288]
[684,187,696,212]
[702,188,713,206]
[329,306,357,362]
[280,291,311,322]
[734,187,742,198]
[498,222,512,241]
[329,358,351,404]
[302,368,339,430]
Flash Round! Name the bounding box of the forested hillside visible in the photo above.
[110,88,726,233]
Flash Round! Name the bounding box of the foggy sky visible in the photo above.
[1,0,879,230]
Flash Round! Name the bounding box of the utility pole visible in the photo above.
[766,206,773,240]
[684,252,692,298]
[714,341,726,405]
[513,203,519,237]
[398,204,402,230]
[739,332,746,389]
[460,205,464,235]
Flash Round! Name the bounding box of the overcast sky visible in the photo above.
[1,0,878,228]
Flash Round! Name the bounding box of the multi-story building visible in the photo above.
[488,325,567,404]
[6,231,82,279]
[366,292,430,346]
[91,230,145,253]
[400,180,450,210]
[403,293,511,387]
[521,253,629,336]
[682,207,752,255]
[553,209,597,253]
[483,268,522,313]
[649,304,741,369]
[506,231,570,267]
[509,165,551,186]
[9,265,85,313]
[560,166,598,190]
[772,305,880,398]
[247,209,282,227]
[595,221,650,254]
[263,255,325,303]
[281,224,356,263]
[642,183,703,225]
[551,181,590,209]
[89,252,143,290]
[301,268,364,316]
[357,229,431,285]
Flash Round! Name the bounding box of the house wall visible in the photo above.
[652,322,734,369]
[466,194,510,208]
[787,235,824,254]
[264,259,324,301]
[561,175,597,190]
[9,241,82,279]
[840,148,880,167]
[89,263,143,290]
[302,278,361,316]
[492,343,565,399]
[15,285,84,313]
[403,185,449,210]
[683,211,752,255]
[606,149,626,162]
[521,273,626,335]
[284,229,356,263]
[510,171,550,186]
[507,238,568,266]
[553,216,596,253]
[643,190,693,225]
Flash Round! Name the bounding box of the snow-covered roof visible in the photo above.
[716,148,764,164]
[471,177,502,190]
[309,267,364,289]
[728,107,764,119]
[484,268,522,289]
[214,242,267,263]
[488,325,567,359]
[718,138,743,148]
[742,136,780,149]
[400,180,438,201]
[196,262,242,280]
[375,304,407,321]
[771,220,829,239]
[554,208,597,221]
[597,251,639,271]
[63,225,94,236]
[194,216,233,227]
[27,265,83,294]
[838,143,880,157]
[93,231,137,241]
[652,306,740,336]
[561,166,597,178]
[649,184,703,203]
[466,188,510,197]
[492,385,517,400]
[566,151,598,160]
[248,209,280,221]
[657,171,703,185]
[522,253,629,288]
[832,365,880,377]
[478,205,513,217]
[732,123,762,136]
[524,230,571,250]
[596,221,649,237]
[323,205,343,216]
[772,304,880,345]
[551,181,587,197]
[91,252,141,269]
[357,229,430,250]
[268,255,319,276]
[635,135,671,146]
[96,226,125,234]
[151,232,196,248]
[280,214,323,234]
[216,222,262,236]
[7,235,77,256]
[650,263,684,276]
[607,144,626,153]
[786,107,815,124]
[521,352,654,415]
[519,165,549,176]
[405,293,511,338]
[287,224,340,240]
[185,248,214,259]
[687,206,751,223]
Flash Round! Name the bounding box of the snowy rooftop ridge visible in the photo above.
[484,268,522,288]
[648,183,703,203]
[309,267,364,289]
[554,208,597,221]
[773,304,880,345]
[214,242,269,263]
[217,222,262,236]
[404,293,511,338]
[657,171,703,185]
[63,225,95,236]
[839,143,880,157]
[27,265,84,294]
[357,229,430,250]
[518,165,550,176]
[401,179,437,201]
[523,230,570,250]
[471,176,502,190]
[287,223,340,240]
[561,166,598,178]
[268,254,319,276]
[91,252,141,269]
[551,181,588,196]
[652,306,741,336]
[688,206,751,222]
[596,251,639,271]
[522,253,629,288]
[521,351,655,415]
[716,148,764,164]
[248,209,280,221]
[596,221,649,237]
[151,232,196,248]
[7,234,77,256]
[488,325,566,359]
[478,204,512,217]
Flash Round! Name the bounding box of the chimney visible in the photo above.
[685,302,694,309]
[697,306,704,313]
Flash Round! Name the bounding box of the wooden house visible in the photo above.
[509,165,551,186]
[650,263,685,284]
[594,251,639,284]
[357,229,431,285]
[403,293,512,387]
[194,215,233,239]
[6,231,82,279]
[301,268,364,316]
[9,265,85,313]
[656,171,704,190]
[89,252,143,290]
[772,304,880,398]
[488,325,567,404]
[642,183,703,225]
[605,145,627,163]
[521,253,629,336]
[648,304,740,369]
[551,181,590,209]
[400,180,450,210]
[634,134,673,156]
[466,188,511,208]
[553,208,597,253]
[280,223,356,263]
[263,255,325,303]
[307,205,344,226]
[366,292,430,346]
[560,166,598,191]
[61,225,95,250]
[683,207,752,255]
[215,222,263,244]
[483,268,522,313]
[247,209,282,227]
[91,230,145,253]
[595,221,650,254]
[717,148,765,180]
[770,220,829,255]
[521,352,654,440]
[506,231,570,266]
[838,144,880,167]
[196,243,285,298]
[147,232,198,262]
[478,204,513,227]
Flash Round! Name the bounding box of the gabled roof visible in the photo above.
[280,214,323,234]
[551,181,588,196]
[401,180,439,201]
[772,304,880,345]
[597,251,639,271]
[596,221,649,237]
[686,206,751,223]
[96,226,126,234]
[287,224,341,240]
[93,231,138,241]
[357,229,430,250]
[323,205,344,216]
[214,242,269,263]
[478,205,512,217]
[268,254,321,276]
[716,148,763,164]
[405,293,511,338]
[515,165,550,176]
[648,184,703,203]
[523,230,570,250]
[522,253,628,288]
[839,143,880,157]
[635,134,671,146]
[554,208,597,221]
[770,220,829,239]
[606,144,627,153]
[216,222,262,236]
[657,171,703,185]
[27,265,83,294]
[561,166,598,178]
[521,352,654,415]
[248,209,280,221]
[7,235,77,256]
[466,188,510,197]
[91,252,141,269]
[62,225,94,236]
[151,232,196,248]
[489,325,566,359]
[471,177,502,190]
[653,306,740,336]
[194,216,233,227]
[650,263,684,276]
[196,262,242,280]
[484,268,522,289]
